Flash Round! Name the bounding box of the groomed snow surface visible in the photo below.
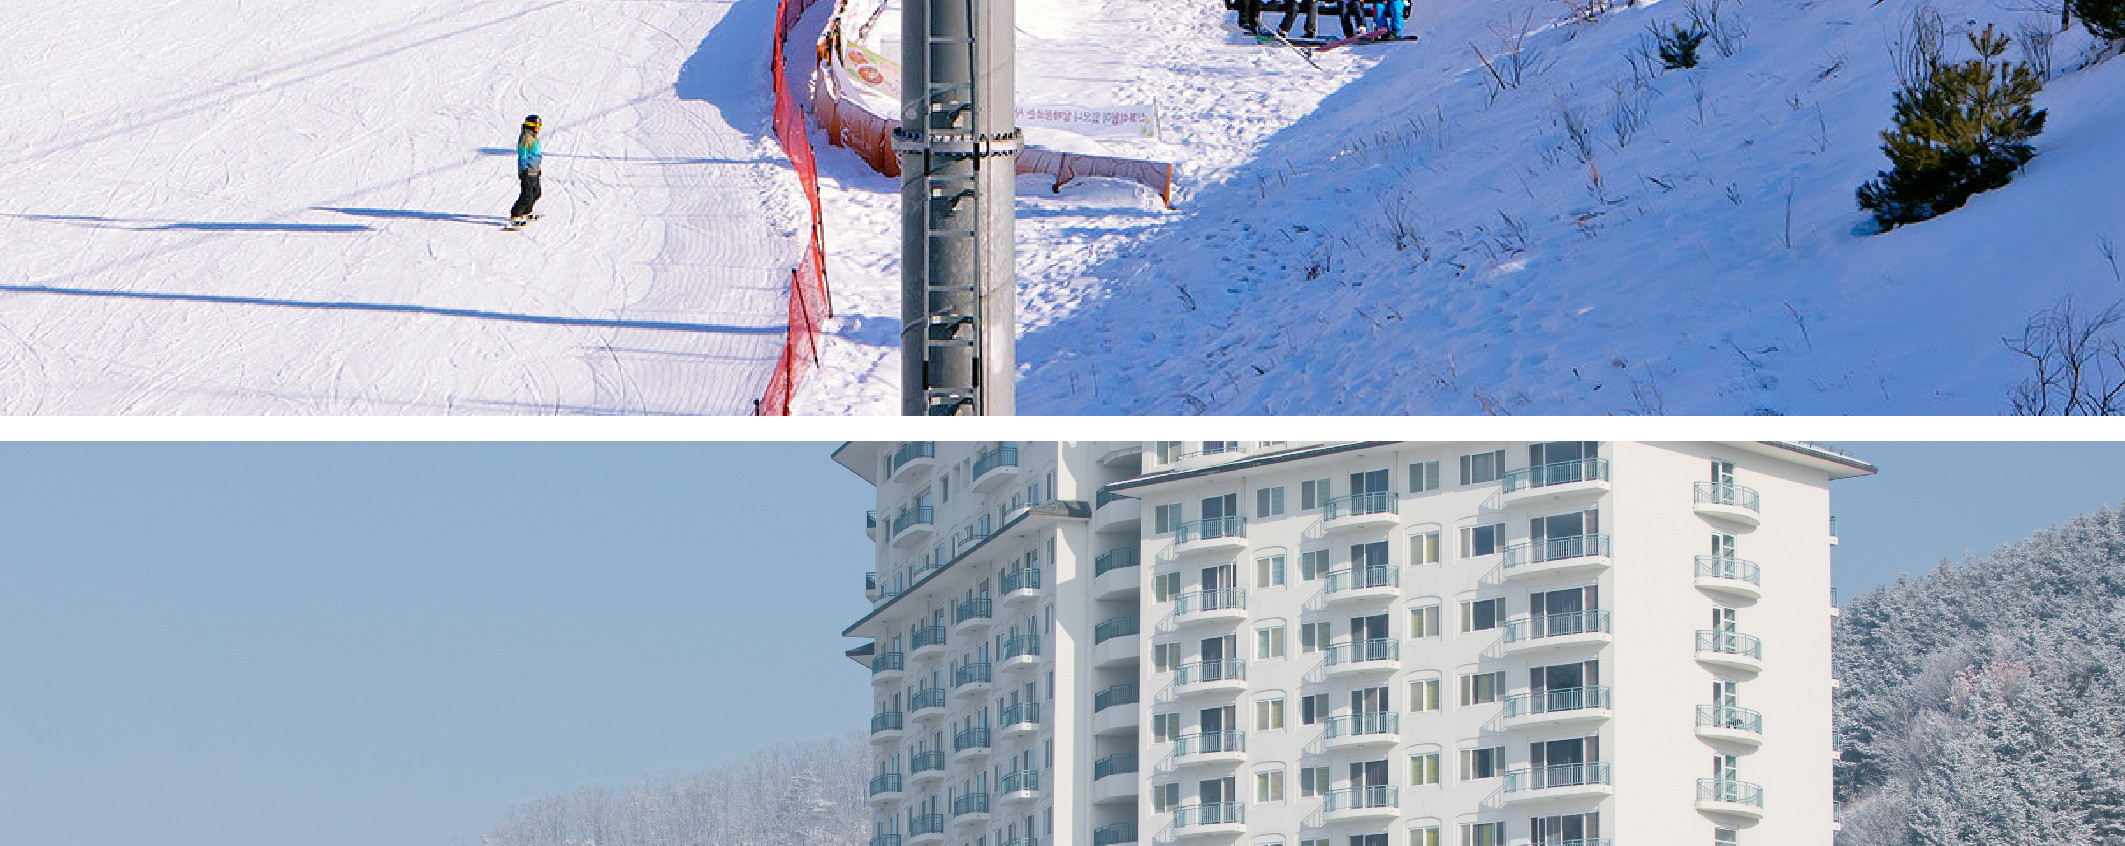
[0,0,806,413]
[796,0,2125,414]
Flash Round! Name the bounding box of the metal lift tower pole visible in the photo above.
[897,0,1018,415]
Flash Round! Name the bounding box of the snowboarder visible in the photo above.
[1373,0,1407,37]
[508,115,543,228]
[1335,0,1366,38]
[1237,0,1263,32]
[1278,0,1320,39]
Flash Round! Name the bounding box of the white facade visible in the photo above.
[839,442,1871,846]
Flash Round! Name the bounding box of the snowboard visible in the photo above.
[502,213,543,231]
[1255,28,1323,69]
[1315,27,1393,51]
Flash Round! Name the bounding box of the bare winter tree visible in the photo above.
[2005,297,2125,415]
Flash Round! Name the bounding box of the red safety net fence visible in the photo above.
[757,0,832,416]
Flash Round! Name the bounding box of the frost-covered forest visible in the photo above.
[460,732,869,846]
[1833,504,2125,845]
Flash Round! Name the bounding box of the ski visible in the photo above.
[1258,27,1323,69]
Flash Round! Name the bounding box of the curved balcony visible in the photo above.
[890,442,935,481]
[1502,762,1614,802]
[1693,555,1763,601]
[1092,822,1139,846]
[1094,615,1140,668]
[1001,634,1041,673]
[1323,492,1400,531]
[909,751,947,787]
[1501,686,1613,729]
[1696,778,1766,820]
[951,791,991,825]
[908,687,947,723]
[1694,482,1762,529]
[1502,610,1614,655]
[871,651,906,686]
[1695,705,1765,747]
[870,710,905,744]
[999,769,1040,804]
[870,834,901,846]
[1093,752,1139,804]
[1172,730,1247,766]
[1172,802,1246,836]
[910,625,948,662]
[953,662,994,698]
[951,597,994,637]
[1694,630,1764,674]
[1001,566,1042,607]
[951,727,992,765]
[1324,564,1400,604]
[1322,785,1400,821]
[1093,683,1141,735]
[1173,659,1247,695]
[867,772,903,806]
[1173,587,1248,625]
[1001,701,1041,739]
[1501,458,1611,504]
[1503,534,1613,581]
[890,506,935,548]
[972,443,1019,493]
[907,813,946,846]
[1173,516,1248,555]
[1323,638,1400,677]
[1094,546,1141,600]
[1322,711,1399,750]
[1094,491,1142,536]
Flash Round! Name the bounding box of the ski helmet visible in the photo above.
[524,114,542,128]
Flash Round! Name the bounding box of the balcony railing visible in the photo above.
[1001,701,1040,729]
[1174,516,1247,543]
[1000,838,1037,846]
[1697,704,1764,733]
[891,442,935,474]
[869,773,902,796]
[1699,777,1765,806]
[866,511,879,530]
[1503,609,1612,643]
[1325,564,1398,593]
[1096,489,1136,508]
[1002,566,1040,594]
[871,651,904,674]
[1173,730,1246,755]
[1094,682,1140,712]
[1094,615,1140,643]
[1504,534,1612,568]
[910,687,947,712]
[910,750,945,774]
[952,727,992,753]
[1323,710,1399,738]
[1173,802,1244,827]
[974,444,1019,480]
[1502,686,1612,718]
[870,711,904,734]
[870,834,901,846]
[1323,784,1399,811]
[1094,546,1140,576]
[1324,638,1400,666]
[1173,586,1247,615]
[913,625,947,651]
[1696,630,1763,659]
[1174,658,1247,685]
[952,792,990,817]
[1503,762,1613,792]
[1177,443,1249,461]
[891,506,934,536]
[954,597,993,626]
[908,813,945,836]
[1094,751,1138,779]
[1694,555,1762,585]
[1092,822,1138,846]
[954,662,992,687]
[1696,481,1761,512]
[1000,769,1039,794]
[1324,491,1398,519]
[1002,634,1040,661]
[1502,458,1610,492]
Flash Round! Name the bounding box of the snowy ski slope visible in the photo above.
[0,0,805,413]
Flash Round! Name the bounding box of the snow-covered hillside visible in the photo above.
[797,0,2125,414]
[0,0,806,413]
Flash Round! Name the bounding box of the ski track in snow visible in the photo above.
[0,0,801,414]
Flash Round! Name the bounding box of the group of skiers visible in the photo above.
[1235,0,1408,41]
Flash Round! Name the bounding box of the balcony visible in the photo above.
[1092,822,1138,846]
[1502,686,1613,729]
[868,772,903,805]
[1503,534,1613,581]
[1503,762,1614,802]
[1693,555,1763,601]
[1696,778,1766,820]
[1323,638,1400,677]
[1502,610,1614,655]
[1173,443,1250,470]
[869,710,904,743]
[1173,659,1247,695]
[1094,546,1141,600]
[1322,711,1399,750]
[1501,458,1612,503]
[1172,802,1246,836]
[999,769,1040,804]
[1000,566,1042,607]
[951,791,991,825]
[951,597,994,637]
[1173,587,1248,624]
[1323,491,1400,531]
[1093,615,1140,668]
[872,835,902,846]
[1324,564,1400,604]
[911,625,948,661]
[1093,683,1141,735]
[1172,730,1247,766]
[1322,785,1400,822]
[953,662,993,698]
[889,442,935,482]
[1694,630,1764,674]
[1173,516,1248,555]
[865,511,880,541]
[1694,482,1762,529]
[909,751,946,787]
[951,727,992,765]
[1093,752,1139,804]
[1695,705,1765,747]
[1094,490,1142,535]
[909,687,947,722]
[890,506,935,548]
[907,813,946,846]
[972,443,1019,492]
[1001,701,1041,739]
[871,651,905,685]
[1001,634,1041,673]
[1099,442,1145,467]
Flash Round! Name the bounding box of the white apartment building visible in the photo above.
[837,442,1872,846]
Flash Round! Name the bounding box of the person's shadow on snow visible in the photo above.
[314,206,508,226]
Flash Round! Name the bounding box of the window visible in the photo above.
[1153,642,1181,672]
[1152,782,1179,812]
[1155,503,1183,534]
[1409,679,1441,712]
[1460,598,1501,632]
[1155,442,1182,464]
[1301,549,1330,581]
[1304,840,1332,846]
[1257,697,1286,730]
[1460,822,1505,846]
[1459,524,1506,557]
[1256,555,1287,588]
[1411,531,1441,564]
[1459,671,1505,705]
[1713,828,1738,846]
[1459,450,1506,485]
[1299,767,1332,798]
[1409,753,1442,785]
[1300,622,1331,653]
[1300,478,1331,510]
[1301,693,1329,725]
[1410,606,1440,638]
[1152,713,1180,742]
[1154,571,1182,603]
[1409,828,1441,846]
[1257,486,1286,518]
[1257,626,1286,659]
[1409,460,1441,493]
[1256,770,1285,801]
[1460,747,1505,779]
[941,476,950,502]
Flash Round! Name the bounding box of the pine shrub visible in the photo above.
[1857,25,2047,230]
[2072,0,2125,40]
[1656,22,1708,68]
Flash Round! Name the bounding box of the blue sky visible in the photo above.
[0,440,2119,846]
